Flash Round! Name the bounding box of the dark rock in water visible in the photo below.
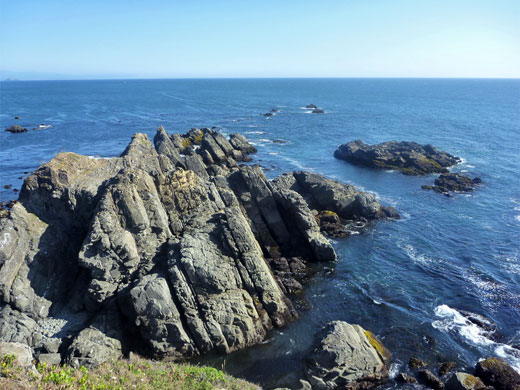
[5,125,28,133]
[0,126,398,368]
[475,358,520,390]
[397,373,418,384]
[13,188,18,193]
[272,139,287,144]
[315,210,349,238]
[14,116,21,119]
[334,139,460,175]
[409,356,427,368]
[305,104,317,109]
[261,112,274,117]
[439,361,457,376]
[4,184,11,189]
[422,173,482,195]
[271,108,279,112]
[446,372,487,390]
[419,369,445,389]
[305,321,392,389]
[311,108,325,114]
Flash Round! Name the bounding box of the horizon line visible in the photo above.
[3,76,520,82]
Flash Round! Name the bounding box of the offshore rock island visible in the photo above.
[0,126,398,373]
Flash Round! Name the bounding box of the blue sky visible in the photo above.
[1,0,519,79]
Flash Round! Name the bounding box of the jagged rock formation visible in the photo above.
[305,321,392,389]
[334,139,461,175]
[422,173,482,195]
[0,126,398,368]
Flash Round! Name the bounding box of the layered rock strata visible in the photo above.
[0,126,397,367]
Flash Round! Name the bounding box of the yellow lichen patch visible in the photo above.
[321,210,338,217]
[192,132,205,145]
[182,137,192,149]
[463,374,481,387]
[364,330,391,361]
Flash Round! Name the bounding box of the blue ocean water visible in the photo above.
[1,79,519,387]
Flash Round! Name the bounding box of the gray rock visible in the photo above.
[446,372,487,390]
[305,321,392,389]
[334,139,460,175]
[0,128,398,369]
[37,353,62,366]
[153,125,186,169]
[0,341,34,368]
[65,310,123,368]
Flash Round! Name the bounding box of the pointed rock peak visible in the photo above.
[121,133,156,158]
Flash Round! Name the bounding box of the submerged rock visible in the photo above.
[311,108,325,114]
[5,125,28,133]
[334,139,460,175]
[0,126,397,368]
[422,173,482,195]
[305,321,392,389]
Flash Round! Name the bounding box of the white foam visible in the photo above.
[401,243,433,266]
[86,156,113,160]
[389,363,401,379]
[433,305,520,373]
[245,131,266,135]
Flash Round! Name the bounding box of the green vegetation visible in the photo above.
[0,354,260,390]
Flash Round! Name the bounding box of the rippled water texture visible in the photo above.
[1,79,519,387]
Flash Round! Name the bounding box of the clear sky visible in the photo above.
[1,0,519,79]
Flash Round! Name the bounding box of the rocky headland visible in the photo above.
[0,126,399,373]
[334,139,461,176]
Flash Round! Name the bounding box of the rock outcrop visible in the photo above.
[334,140,461,175]
[422,173,482,195]
[305,321,392,389]
[0,127,397,368]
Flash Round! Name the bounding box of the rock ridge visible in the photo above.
[0,126,398,368]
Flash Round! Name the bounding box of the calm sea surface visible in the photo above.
[1,79,519,388]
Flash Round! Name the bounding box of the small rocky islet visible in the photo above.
[334,139,482,195]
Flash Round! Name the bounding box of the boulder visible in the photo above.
[334,139,460,175]
[446,372,487,390]
[439,362,457,376]
[475,358,520,390]
[0,341,34,369]
[311,108,325,114]
[409,356,427,368]
[305,104,317,109]
[397,373,418,383]
[305,321,392,389]
[419,369,445,389]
